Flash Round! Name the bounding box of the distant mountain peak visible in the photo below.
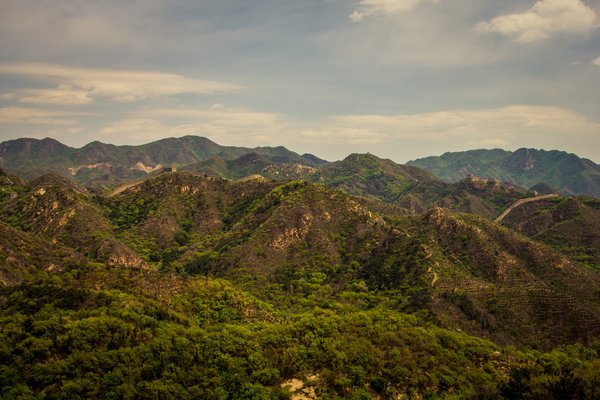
[343,152,380,161]
[0,135,328,187]
[408,148,600,197]
[0,137,73,158]
[0,167,26,186]
[29,173,89,195]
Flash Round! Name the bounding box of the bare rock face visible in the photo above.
[131,161,162,173]
[0,168,26,186]
[270,213,314,250]
[97,238,151,270]
[426,207,445,227]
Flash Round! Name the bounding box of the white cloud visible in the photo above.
[472,137,510,148]
[0,0,167,57]
[303,105,600,145]
[594,56,600,65]
[476,0,598,43]
[8,86,93,105]
[140,106,281,128]
[323,1,508,71]
[0,63,241,104]
[98,105,287,145]
[0,107,88,125]
[301,128,389,144]
[350,0,440,22]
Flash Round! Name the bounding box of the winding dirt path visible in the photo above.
[109,181,144,197]
[494,194,559,223]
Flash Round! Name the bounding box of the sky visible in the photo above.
[1,0,600,163]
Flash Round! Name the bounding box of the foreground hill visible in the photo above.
[0,173,148,270]
[3,170,599,347]
[2,169,600,397]
[408,148,600,197]
[0,136,327,189]
[8,266,599,399]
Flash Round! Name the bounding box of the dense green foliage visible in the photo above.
[2,164,600,398]
[2,268,600,399]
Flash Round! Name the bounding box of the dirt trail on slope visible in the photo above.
[494,194,559,223]
[109,181,144,197]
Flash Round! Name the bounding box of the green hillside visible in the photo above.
[182,152,320,181]
[0,136,328,190]
[408,148,600,197]
[500,196,600,271]
[318,153,530,218]
[1,165,600,398]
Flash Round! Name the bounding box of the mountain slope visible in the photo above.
[408,148,600,197]
[96,171,600,347]
[320,153,438,200]
[0,136,328,189]
[2,168,600,398]
[0,167,27,187]
[0,221,85,286]
[408,149,511,182]
[182,152,320,181]
[319,153,530,218]
[2,167,600,348]
[183,152,531,219]
[0,173,148,269]
[420,208,600,347]
[499,196,600,271]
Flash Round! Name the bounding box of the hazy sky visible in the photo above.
[1,0,600,163]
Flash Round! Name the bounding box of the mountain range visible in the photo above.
[0,136,327,189]
[3,137,600,199]
[408,148,600,197]
[2,136,600,398]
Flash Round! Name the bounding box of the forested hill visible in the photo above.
[1,167,600,398]
[0,136,328,188]
[407,148,600,197]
